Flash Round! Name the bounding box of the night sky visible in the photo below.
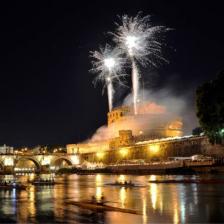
[0,1,223,147]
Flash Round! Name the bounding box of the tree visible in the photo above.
[192,127,203,136]
[196,70,224,144]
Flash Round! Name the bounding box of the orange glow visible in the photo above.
[119,148,128,157]
[70,155,80,164]
[118,175,126,183]
[96,152,105,159]
[138,102,166,114]
[149,144,160,154]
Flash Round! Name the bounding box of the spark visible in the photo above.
[112,12,170,65]
[90,44,126,112]
[104,58,116,70]
[111,12,171,114]
[125,35,138,56]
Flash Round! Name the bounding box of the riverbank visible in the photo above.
[56,163,224,175]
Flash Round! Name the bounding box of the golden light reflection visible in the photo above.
[119,187,126,208]
[19,190,27,199]
[28,173,35,182]
[96,186,102,201]
[53,183,65,218]
[142,198,148,224]
[95,174,103,200]
[149,175,156,181]
[159,200,163,214]
[171,186,180,224]
[28,189,36,216]
[173,207,179,224]
[149,183,158,210]
[95,174,102,186]
[17,190,28,222]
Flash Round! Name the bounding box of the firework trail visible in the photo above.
[90,44,126,112]
[111,12,170,114]
[132,60,139,114]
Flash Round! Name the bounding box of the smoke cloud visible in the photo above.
[87,87,198,143]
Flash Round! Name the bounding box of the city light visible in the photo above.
[4,157,14,166]
[149,144,160,154]
[96,152,105,159]
[70,155,80,165]
[14,167,35,172]
[119,148,128,157]
[50,166,56,171]
[139,130,143,135]
[41,156,50,166]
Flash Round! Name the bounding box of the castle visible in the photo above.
[66,102,190,163]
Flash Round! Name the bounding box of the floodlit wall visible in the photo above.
[67,141,110,154]
[79,136,208,164]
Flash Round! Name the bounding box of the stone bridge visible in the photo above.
[0,153,80,173]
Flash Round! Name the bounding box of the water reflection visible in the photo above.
[149,183,158,210]
[142,198,147,224]
[28,188,36,217]
[119,187,127,208]
[95,174,103,201]
[0,174,223,223]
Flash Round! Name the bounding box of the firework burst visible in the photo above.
[90,44,126,112]
[111,12,170,114]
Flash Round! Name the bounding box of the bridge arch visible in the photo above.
[14,157,41,172]
[51,157,73,168]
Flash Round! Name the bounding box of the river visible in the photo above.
[0,173,224,223]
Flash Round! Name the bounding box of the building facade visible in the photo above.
[67,104,186,164]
